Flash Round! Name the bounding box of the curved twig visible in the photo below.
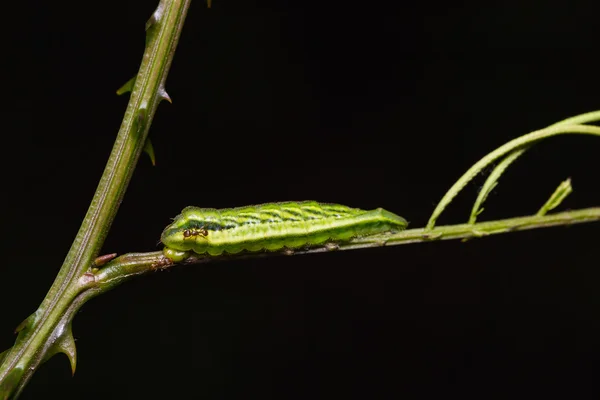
[427,123,600,229]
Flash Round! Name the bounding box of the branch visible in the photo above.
[0,1,192,398]
[83,207,600,293]
[427,122,600,229]
[0,0,597,395]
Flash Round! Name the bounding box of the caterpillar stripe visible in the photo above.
[160,201,408,259]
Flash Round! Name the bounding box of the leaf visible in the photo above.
[426,110,600,229]
[469,148,527,224]
[537,178,573,216]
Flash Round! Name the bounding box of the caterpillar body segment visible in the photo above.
[161,201,407,257]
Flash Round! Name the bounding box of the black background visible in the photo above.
[1,0,600,398]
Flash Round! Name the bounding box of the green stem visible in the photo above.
[86,207,600,291]
[468,112,600,225]
[0,1,191,398]
[427,124,600,229]
[468,148,527,224]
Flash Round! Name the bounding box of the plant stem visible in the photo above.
[87,207,600,291]
[427,123,600,229]
[0,1,191,398]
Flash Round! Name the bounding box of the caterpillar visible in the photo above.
[160,201,408,261]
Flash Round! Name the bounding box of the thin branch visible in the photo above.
[0,1,192,397]
[468,148,527,224]
[467,112,600,225]
[427,124,600,229]
[88,207,600,292]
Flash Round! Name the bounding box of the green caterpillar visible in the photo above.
[160,201,408,261]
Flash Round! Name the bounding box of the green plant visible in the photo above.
[1,1,598,398]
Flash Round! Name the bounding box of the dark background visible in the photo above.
[1,0,599,398]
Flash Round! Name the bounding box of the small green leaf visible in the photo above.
[426,110,600,230]
[143,138,156,166]
[116,76,136,95]
[537,178,573,216]
[469,148,527,224]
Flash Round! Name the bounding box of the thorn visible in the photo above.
[145,14,157,31]
[116,76,136,95]
[144,138,156,166]
[146,2,165,31]
[57,324,77,376]
[44,323,77,376]
[14,312,36,334]
[14,319,28,334]
[159,86,172,104]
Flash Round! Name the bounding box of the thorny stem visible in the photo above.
[0,0,598,397]
[0,1,191,398]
